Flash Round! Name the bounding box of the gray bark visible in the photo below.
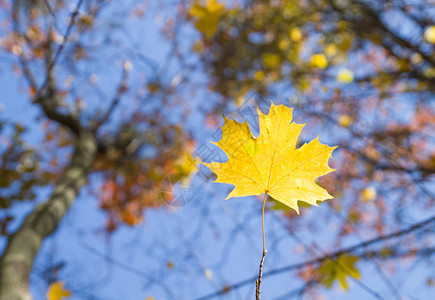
[0,129,97,300]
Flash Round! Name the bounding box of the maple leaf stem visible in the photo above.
[262,192,267,254]
[256,192,268,300]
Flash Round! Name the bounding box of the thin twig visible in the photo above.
[37,0,84,97]
[256,192,268,299]
[256,249,267,299]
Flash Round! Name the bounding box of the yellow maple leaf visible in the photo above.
[318,254,360,290]
[360,186,376,202]
[46,281,71,300]
[289,28,303,42]
[338,114,352,127]
[189,0,226,39]
[254,70,265,81]
[309,53,328,69]
[262,52,281,69]
[202,102,336,213]
[325,44,338,56]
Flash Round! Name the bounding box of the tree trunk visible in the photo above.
[0,130,97,300]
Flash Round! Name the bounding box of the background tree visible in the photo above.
[0,0,433,299]
[0,0,197,298]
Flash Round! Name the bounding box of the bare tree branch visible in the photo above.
[194,214,435,300]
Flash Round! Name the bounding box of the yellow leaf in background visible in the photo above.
[338,20,348,30]
[336,68,354,83]
[325,44,337,57]
[175,150,199,178]
[202,102,337,213]
[47,282,71,300]
[278,39,290,50]
[290,28,303,42]
[78,14,94,28]
[424,26,435,44]
[298,78,310,91]
[360,186,376,202]
[397,58,410,72]
[309,54,328,69]
[338,114,352,128]
[318,255,360,290]
[336,33,353,52]
[380,247,393,258]
[192,40,205,53]
[423,67,435,78]
[189,0,226,39]
[262,53,281,68]
[254,70,265,81]
[234,88,248,106]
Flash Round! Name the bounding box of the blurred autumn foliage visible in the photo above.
[186,0,435,223]
[0,0,434,299]
[184,0,434,297]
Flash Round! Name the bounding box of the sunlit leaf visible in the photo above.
[189,0,226,39]
[46,282,71,300]
[360,186,376,202]
[254,71,265,81]
[423,67,435,78]
[289,28,303,42]
[336,68,354,83]
[203,102,336,213]
[325,44,338,56]
[309,54,328,69]
[338,115,352,128]
[424,26,435,44]
[262,53,281,69]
